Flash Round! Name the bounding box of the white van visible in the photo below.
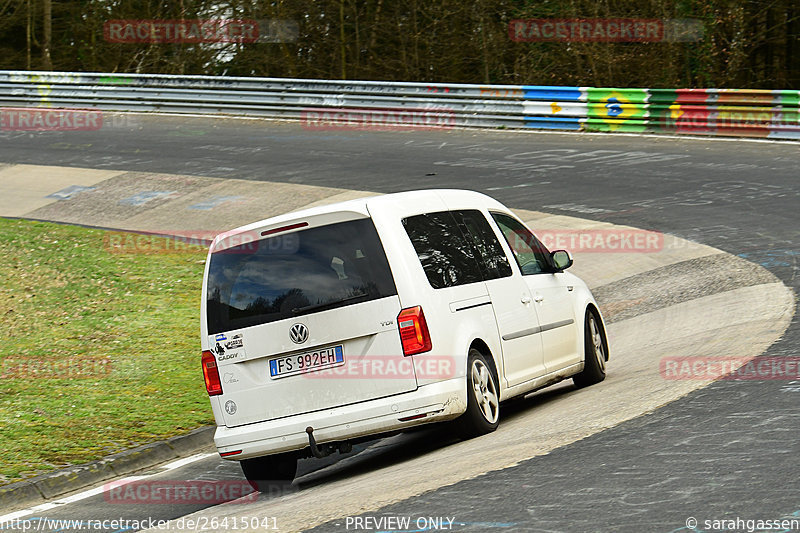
[200,189,608,490]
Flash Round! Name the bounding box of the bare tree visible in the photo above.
[0,0,797,88]
[41,0,51,69]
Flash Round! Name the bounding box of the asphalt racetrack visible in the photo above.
[0,116,798,533]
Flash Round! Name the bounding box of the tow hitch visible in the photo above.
[305,426,353,458]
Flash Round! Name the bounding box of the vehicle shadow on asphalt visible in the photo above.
[286,382,579,492]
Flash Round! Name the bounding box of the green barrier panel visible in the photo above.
[774,91,800,107]
[585,88,649,104]
[647,89,680,105]
[585,89,648,131]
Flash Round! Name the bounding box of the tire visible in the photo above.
[240,451,298,493]
[573,309,608,389]
[454,349,500,438]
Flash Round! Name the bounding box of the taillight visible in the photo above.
[202,350,223,396]
[397,306,432,356]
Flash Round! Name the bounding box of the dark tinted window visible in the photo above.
[206,218,397,334]
[453,210,513,280]
[491,213,552,275]
[402,212,483,289]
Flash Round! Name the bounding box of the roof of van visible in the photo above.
[211,189,506,249]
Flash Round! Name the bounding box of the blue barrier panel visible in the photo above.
[522,86,583,101]
[524,116,582,129]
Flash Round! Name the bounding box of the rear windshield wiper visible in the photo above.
[291,292,368,314]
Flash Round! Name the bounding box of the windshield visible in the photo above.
[206,218,397,334]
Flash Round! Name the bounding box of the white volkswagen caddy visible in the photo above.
[201,189,608,490]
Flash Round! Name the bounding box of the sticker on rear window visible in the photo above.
[224,334,243,350]
[210,333,246,363]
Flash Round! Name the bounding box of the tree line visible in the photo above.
[0,0,797,89]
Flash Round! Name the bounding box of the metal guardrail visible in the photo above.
[0,70,798,139]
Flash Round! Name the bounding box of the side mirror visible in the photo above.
[551,250,573,271]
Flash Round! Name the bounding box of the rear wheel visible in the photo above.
[240,451,298,493]
[455,349,500,437]
[573,309,607,388]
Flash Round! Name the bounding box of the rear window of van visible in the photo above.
[206,218,397,334]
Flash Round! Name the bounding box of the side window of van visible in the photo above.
[403,212,483,289]
[452,210,513,281]
[491,213,552,275]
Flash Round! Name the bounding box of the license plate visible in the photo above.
[269,345,344,379]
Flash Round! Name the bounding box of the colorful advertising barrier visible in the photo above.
[521,86,800,139]
[0,70,797,140]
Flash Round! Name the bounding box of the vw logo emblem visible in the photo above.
[289,323,309,344]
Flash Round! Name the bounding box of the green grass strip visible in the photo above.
[0,219,214,484]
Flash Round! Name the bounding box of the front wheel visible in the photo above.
[240,451,298,493]
[454,349,500,438]
[572,309,608,388]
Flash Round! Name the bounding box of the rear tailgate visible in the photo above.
[203,212,416,428]
[212,296,413,427]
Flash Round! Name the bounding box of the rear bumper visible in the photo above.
[214,377,466,460]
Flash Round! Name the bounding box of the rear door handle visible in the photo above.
[533,294,544,303]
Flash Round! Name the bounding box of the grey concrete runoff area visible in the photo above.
[0,115,797,533]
